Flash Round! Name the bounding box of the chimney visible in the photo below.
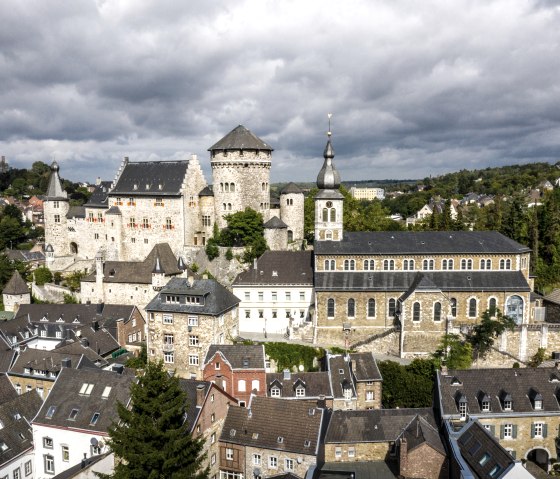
[196,384,206,406]
[283,369,291,380]
[96,302,104,314]
[92,320,99,331]
[399,438,408,476]
[81,338,89,347]
[253,258,257,270]
[112,364,124,374]
[317,394,326,409]
[61,358,71,368]
[187,276,194,287]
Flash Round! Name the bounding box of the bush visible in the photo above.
[225,248,233,260]
[205,240,219,261]
[34,267,53,286]
[378,359,435,408]
[63,293,78,304]
[264,342,323,372]
[191,263,199,273]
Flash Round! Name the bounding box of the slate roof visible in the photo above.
[456,420,514,478]
[266,371,332,399]
[178,379,212,433]
[145,277,240,316]
[105,206,121,215]
[51,452,112,479]
[33,367,134,432]
[9,349,97,377]
[2,270,29,295]
[314,231,531,256]
[0,390,43,467]
[233,251,314,286]
[314,271,530,293]
[3,249,45,264]
[66,206,85,219]
[327,355,357,399]
[402,415,445,455]
[543,289,560,305]
[264,216,288,229]
[110,161,189,196]
[45,162,67,199]
[349,352,382,382]
[220,396,323,455]
[438,367,560,417]
[85,181,111,208]
[0,374,17,404]
[0,338,16,375]
[324,408,435,443]
[208,125,273,151]
[204,344,265,370]
[199,185,214,196]
[82,243,181,284]
[316,461,397,479]
[280,183,303,195]
[54,342,108,368]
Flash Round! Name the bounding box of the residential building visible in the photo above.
[233,251,314,338]
[32,366,134,478]
[266,369,333,406]
[348,187,385,201]
[145,276,240,379]
[203,344,266,406]
[219,396,324,479]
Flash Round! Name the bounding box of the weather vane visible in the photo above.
[327,113,332,138]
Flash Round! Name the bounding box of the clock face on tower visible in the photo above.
[326,201,333,208]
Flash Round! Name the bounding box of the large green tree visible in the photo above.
[103,361,208,479]
[467,308,516,359]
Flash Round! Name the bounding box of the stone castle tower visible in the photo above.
[44,161,71,256]
[314,130,344,242]
[279,183,305,243]
[209,125,272,229]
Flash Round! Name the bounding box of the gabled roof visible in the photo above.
[314,231,531,256]
[233,251,313,286]
[266,371,332,399]
[325,408,435,444]
[85,181,111,208]
[402,415,445,455]
[438,367,560,416]
[146,277,240,316]
[314,271,530,293]
[2,271,29,295]
[9,349,97,376]
[34,367,134,432]
[220,396,323,455]
[349,352,382,382]
[0,390,42,467]
[327,355,356,399]
[178,379,212,433]
[0,374,17,404]
[110,161,190,196]
[208,125,273,151]
[204,344,265,370]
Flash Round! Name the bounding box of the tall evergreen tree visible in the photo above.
[102,361,208,479]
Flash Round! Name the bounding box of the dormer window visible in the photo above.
[529,388,543,410]
[295,386,305,397]
[456,392,468,420]
[242,358,249,368]
[504,400,512,411]
[478,391,491,412]
[277,436,284,444]
[482,400,490,412]
[535,399,543,410]
[271,386,281,397]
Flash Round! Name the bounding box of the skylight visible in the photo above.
[46,406,57,419]
[79,383,94,395]
[90,412,101,425]
[101,386,112,399]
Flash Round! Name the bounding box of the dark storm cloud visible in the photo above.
[1,0,560,184]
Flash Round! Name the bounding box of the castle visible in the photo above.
[43,125,304,267]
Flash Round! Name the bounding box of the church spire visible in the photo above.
[316,114,341,190]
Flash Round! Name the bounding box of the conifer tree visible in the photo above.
[102,361,208,479]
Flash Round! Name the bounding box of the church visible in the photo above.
[43,125,305,267]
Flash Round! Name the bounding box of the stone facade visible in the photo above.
[44,126,304,265]
[399,439,448,479]
[354,381,382,409]
[244,445,316,478]
[324,441,392,462]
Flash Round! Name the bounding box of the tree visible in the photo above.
[220,208,267,263]
[528,347,547,368]
[467,308,516,358]
[377,359,435,408]
[103,361,208,479]
[433,334,473,369]
[33,266,53,286]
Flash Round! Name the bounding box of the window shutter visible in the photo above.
[512,425,518,439]
[543,424,548,438]
[531,423,535,438]
[500,425,505,439]
[490,425,495,436]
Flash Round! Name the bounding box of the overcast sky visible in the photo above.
[1,0,560,185]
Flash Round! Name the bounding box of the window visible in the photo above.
[459,402,467,419]
[102,386,111,399]
[481,400,490,412]
[503,400,512,411]
[285,292,291,301]
[211,453,216,465]
[68,408,79,420]
[188,316,198,326]
[251,379,260,392]
[364,259,375,270]
[348,447,356,458]
[238,380,246,392]
[226,448,234,461]
[534,399,543,410]
[189,355,199,366]
[90,412,100,425]
[413,302,421,322]
[164,351,174,363]
[258,291,264,301]
[450,298,457,317]
[285,459,294,471]
[128,217,136,228]
[366,391,374,401]
[367,298,376,318]
[269,456,278,469]
[300,291,305,301]
[54,214,60,223]
[46,406,56,418]
[423,259,434,270]
[383,259,395,270]
[163,314,173,324]
[533,422,546,438]
[327,298,335,318]
[335,447,342,459]
[43,437,53,449]
[479,453,491,466]
[489,465,502,478]
[79,383,94,395]
[44,455,55,474]
[295,386,305,397]
[347,298,355,318]
[344,259,355,271]
[271,291,277,301]
[468,298,477,317]
[271,386,281,397]
[211,433,216,444]
[189,335,199,346]
[53,201,59,208]
[24,461,32,476]
[253,454,261,465]
[489,298,497,315]
[506,295,524,325]
[403,259,415,270]
[62,445,69,461]
[258,310,264,319]
[245,310,250,319]
[433,302,442,322]
[503,424,513,439]
[388,298,396,317]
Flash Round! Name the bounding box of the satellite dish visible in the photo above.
[298,365,304,372]
[90,437,98,446]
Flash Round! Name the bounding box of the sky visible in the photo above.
[1,0,560,185]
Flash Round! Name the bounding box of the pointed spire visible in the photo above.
[317,113,341,190]
[177,256,186,271]
[46,161,68,199]
[152,256,164,274]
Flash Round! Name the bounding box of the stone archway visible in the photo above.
[70,242,78,254]
[526,448,550,471]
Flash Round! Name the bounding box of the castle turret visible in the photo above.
[314,119,344,241]
[209,125,273,228]
[152,255,165,290]
[2,271,30,312]
[44,161,71,256]
[280,182,304,244]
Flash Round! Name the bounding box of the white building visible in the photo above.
[349,186,385,201]
[232,251,314,337]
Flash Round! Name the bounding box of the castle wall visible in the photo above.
[44,199,70,256]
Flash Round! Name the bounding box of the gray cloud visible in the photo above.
[1,0,560,184]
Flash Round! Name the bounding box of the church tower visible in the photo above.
[44,161,70,256]
[209,125,273,229]
[314,117,344,241]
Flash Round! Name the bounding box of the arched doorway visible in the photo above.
[506,295,524,325]
[70,242,78,254]
[527,448,549,471]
